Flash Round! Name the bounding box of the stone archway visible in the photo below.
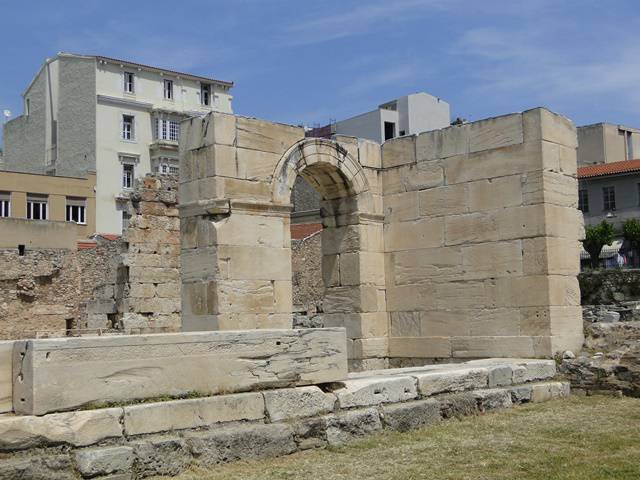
[179,114,388,368]
[271,139,388,368]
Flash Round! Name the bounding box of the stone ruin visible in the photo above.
[179,108,584,369]
[0,107,584,478]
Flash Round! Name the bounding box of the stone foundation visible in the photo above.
[0,359,568,479]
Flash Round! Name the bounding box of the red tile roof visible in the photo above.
[77,241,97,250]
[578,159,640,179]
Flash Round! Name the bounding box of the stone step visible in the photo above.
[335,358,556,408]
[0,379,570,478]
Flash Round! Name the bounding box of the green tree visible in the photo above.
[583,220,615,269]
[622,218,640,249]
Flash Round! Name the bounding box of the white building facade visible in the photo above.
[3,53,233,234]
[308,92,450,143]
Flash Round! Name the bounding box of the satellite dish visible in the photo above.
[2,110,11,118]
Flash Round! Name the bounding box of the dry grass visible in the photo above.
[160,396,640,480]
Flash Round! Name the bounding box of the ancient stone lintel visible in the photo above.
[12,328,348,415]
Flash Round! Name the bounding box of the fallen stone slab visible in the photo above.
[0,408,123,451]
[13,328,348,415]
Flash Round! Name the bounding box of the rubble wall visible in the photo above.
[382,109,584,360]
[0,240,123,340]
[0,174,181,340]
[579,269,640,305]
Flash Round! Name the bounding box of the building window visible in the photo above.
[603,186,616,211]
[155,118,180,141]
[26,194,48,220]
[578,189,589,213]
[122,211,131,233]
[0,192,10,217]
[627,131,634,160]
[124,72,135,94]
[384,121,396,141]
[25,99,30,116]
[201,84,211,106]
[66,197,87,224]
[122,163,134,189]
[152,157,179,175]
[122,114,135,140]
[164,79,173,100]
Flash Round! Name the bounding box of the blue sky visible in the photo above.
[1,0,639,146]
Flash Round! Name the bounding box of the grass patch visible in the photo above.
[158,396,640,480]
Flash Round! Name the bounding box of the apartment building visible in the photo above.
[306,92,450,143]
[3,52,233,233]
[0,170,96,248]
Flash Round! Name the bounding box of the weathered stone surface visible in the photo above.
[530,381,571,402]
[487,365,514,387]
[509,385,533,403]
[263,386,336,422]
[293,416,329,450]
[0,340,13,413]
[13,329,348,415]
[415,368,489,397]
[131,436,191,478]
[382,399,442,432]
[0,454,75,480]
[437,392,479,419]
[466,358,556,383]
[0,408,123,451]
[187,423,296,466]
[325,408,382,446]
[75,446,134,477]
[334,375,417,408]
[123,392,265,436]
[473,388,513,411]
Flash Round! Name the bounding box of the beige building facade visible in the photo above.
[3,53,233,234]
[0,170,96,247]
[180,108,584,367]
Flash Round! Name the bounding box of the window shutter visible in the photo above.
[136,75,142,95]
[118,72,124,92]
[119,116,124,139]
[134,118,138,141]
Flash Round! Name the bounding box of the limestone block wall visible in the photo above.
[382,108,584,360]
[179,113,304,331]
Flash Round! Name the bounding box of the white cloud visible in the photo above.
[283,0,452,46]
[453,23,640,115]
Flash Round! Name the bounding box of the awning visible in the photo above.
[580,240,623,259]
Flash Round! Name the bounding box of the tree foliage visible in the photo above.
[582,220,614,269]
[622,218,640,249]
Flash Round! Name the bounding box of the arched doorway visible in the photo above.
[272,138,388,369]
